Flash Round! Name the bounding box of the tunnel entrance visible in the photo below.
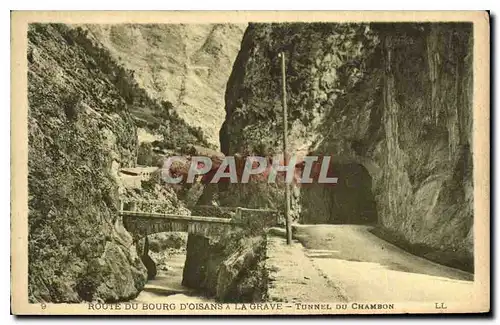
[329,163,377,224]
[300,163,378,225]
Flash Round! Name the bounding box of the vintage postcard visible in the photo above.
[11,11,490,315]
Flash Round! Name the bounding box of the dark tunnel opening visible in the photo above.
[329,163,378,224]
[300,163,378,225]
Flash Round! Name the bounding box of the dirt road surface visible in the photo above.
[291,224,474,302]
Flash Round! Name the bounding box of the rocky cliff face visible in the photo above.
[183,231,268,302]
[221,23,473,270]
[28,23,147,302]
[84,24,246,148]
[27,23,203,302]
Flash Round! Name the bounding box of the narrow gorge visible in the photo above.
[27,21,474,305]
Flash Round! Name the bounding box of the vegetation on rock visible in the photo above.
[28,23,146,302]
[27,23,207,302]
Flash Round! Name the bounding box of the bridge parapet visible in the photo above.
[121,211,239,237]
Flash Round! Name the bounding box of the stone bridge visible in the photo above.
[119,200,283,238]
[120,199,283,281]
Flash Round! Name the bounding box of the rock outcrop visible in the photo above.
[28,23,148,302]
[182,231,267,302]
[141,237,157,280]
[84,24,246,148]
[220,23,473,270]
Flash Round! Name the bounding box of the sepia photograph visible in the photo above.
[10,11,490,315]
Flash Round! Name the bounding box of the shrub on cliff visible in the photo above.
[152,100,211,150]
